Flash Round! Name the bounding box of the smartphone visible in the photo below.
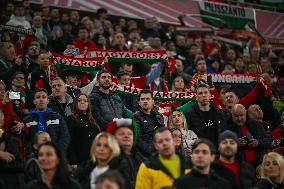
[70,48,80,56]
[9,91,21,100]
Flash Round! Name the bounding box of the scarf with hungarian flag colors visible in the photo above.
[50,49,177,78]
[50,51,272,108]
[88,49,177,74]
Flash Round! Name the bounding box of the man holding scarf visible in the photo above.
[24,88,70,156]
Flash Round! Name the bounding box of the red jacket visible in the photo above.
[0,101,27,156]
[73,38,96,53]
[0,101,20,132]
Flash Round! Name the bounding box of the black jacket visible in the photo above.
[255,179,284,189]
[0,56,12,83]
[74,157,122,189]
[185,103,228,147]
[0,134,26,189]
[24,111,70,155]
[66,86,81,100]
[48,95,73,120]
[118,93,139,112]
[117,150,146,189]
[24,178,82,189]
[66,114,101,165]
[28,68,51,94]
[239,161,257,189]
[133,109,164,157]
[215,160,256,189]
[0,134,25,174]
[173,168,232,189]
[90,87,127,130]
[226,118,272,165]
[211,162,240,189]
[24,158,41,184]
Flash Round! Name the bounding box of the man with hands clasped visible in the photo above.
[225,104,272,166]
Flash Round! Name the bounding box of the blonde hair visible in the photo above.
[90,132,120,164]
[169,109,188,131]
[260,152,284,183]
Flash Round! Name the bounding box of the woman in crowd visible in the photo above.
[255,152,284,189]
[74,132,121,189]
[24,142,81,189]
[24,132,51,183]
[169,109,198,157]
[169,127,183,155]
[171,75,186,92]
[95,170,125,189]
[66,94,101,166]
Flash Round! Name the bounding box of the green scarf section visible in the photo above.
[112,84,197,102]
[51,53,106,72]
[51,50,172,75]
[121,95,196,117]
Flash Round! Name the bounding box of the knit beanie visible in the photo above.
[218,130,238,144]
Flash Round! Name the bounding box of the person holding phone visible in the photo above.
[0,80,25,136]
[225,104,272,166]
[8,71,30,119]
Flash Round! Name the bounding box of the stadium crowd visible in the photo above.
[0,1,284,189]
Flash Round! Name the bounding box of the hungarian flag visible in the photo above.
[260,0,284,9]
[198,1,256,29]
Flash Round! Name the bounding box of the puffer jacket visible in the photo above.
[255,179,284,189]
[133,109,164,157]
[24,110,70,155]
[136,153,191,189]
[90,87,127,130]
[117,150,146,189]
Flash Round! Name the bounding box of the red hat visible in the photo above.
[106,118,138,145]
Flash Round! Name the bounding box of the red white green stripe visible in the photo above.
[198,1,256,29]
[212,36,243,47]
